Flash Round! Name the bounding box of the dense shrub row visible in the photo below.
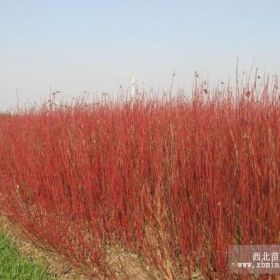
[0,83,280,279]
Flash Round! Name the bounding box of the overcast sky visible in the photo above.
[0,0,280,110]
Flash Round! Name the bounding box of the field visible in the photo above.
[0,78,280,279]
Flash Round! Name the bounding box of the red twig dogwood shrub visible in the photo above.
[0,82,280,279]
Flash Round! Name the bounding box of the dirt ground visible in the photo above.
[0,212,164,280]
[0,212,92,280]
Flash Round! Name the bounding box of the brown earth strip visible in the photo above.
[0,212,90,280]
[0,212,163,279]
[0,211,204,279]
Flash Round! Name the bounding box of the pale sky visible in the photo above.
[0,0,280,110]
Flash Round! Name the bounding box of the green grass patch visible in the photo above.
[0,233,53,280]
